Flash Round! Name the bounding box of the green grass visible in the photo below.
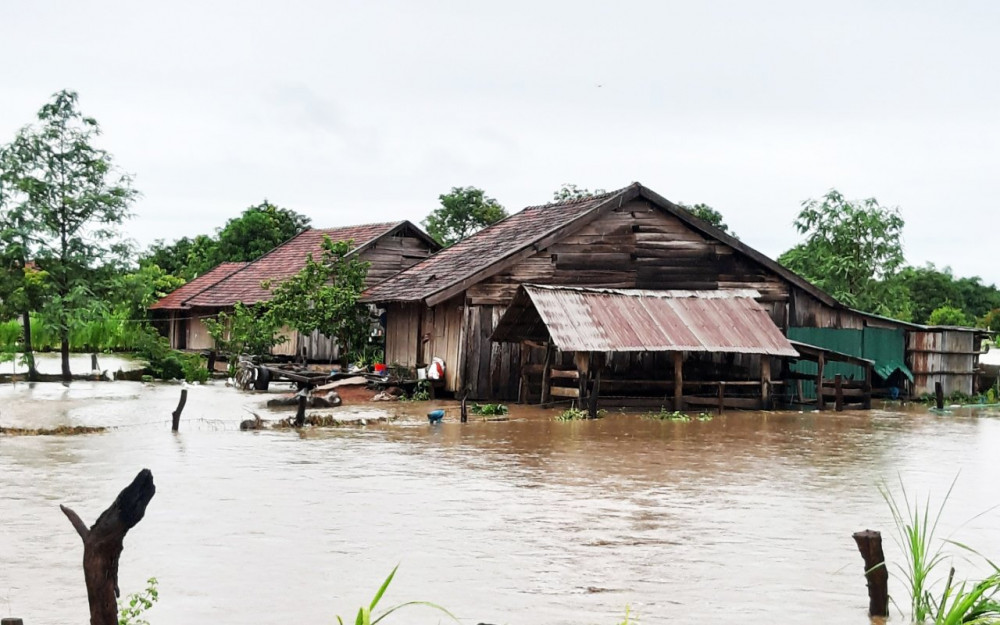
[470,403,509,416]
[880,477,1000,623]
[335,566,455,625]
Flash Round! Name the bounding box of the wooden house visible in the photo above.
[151,221,439,359]
[363,183,983,403]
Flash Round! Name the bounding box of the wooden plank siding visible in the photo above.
[439,199,807,400]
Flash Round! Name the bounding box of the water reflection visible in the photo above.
[1,381,999,625]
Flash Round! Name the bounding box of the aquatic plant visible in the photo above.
[879,478,1000,623]
[643,408,713,422]
[471,403,508,416]
[0,425,106,436]
[555,405,604,420]
[118,577,158,625]
[335,565,455,625]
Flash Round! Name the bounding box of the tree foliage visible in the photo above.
[678,202,736,237]
[204,302,285,362]
[1,90,136,379]
[778,189,907,317]
[927,305,972,327]
[422,187,507,246]
[141,202,310,280]
[266,237,372,364]
[552,184,606,202]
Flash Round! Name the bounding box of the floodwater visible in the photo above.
[2,369,1000,624]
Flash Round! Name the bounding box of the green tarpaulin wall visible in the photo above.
[787,326,912,399]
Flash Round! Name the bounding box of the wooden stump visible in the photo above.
[935,381,945,410]
[61,469,156,625]
[172,388,187,432]
[853,529,889,617]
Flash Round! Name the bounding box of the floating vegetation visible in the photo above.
[555,406,605,421]
[470,403,508,416]
[643,408,713,422]
[270,414,394,429]
[0,425,107,436]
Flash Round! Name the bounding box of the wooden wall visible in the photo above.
[458,199,793,399]
[360,231,435,286]
[385,303,421,368]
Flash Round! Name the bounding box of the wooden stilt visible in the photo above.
[673,351,684,412]
[295,392,307,427]
[834,374,844,411]
[760,358,772,410]
[588,353,603,418]
[816,353,826,411]
[717,381,725,415]
[540,342,554,405]
[935,381,944,410]
[863,363,873,410]
[517,343,529,405]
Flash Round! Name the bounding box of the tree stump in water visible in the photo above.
[61,469,156,625]
[853,529,889,617]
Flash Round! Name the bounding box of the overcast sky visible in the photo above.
[2,1,998,285]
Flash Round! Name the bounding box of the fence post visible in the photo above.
[172,388,188,432]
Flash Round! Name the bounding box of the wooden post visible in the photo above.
[588,353,603,419]
[816,353,826,410]
[863,362,873,410]
[834,374,844,411]
[91,353,99,372]
[796,379,804,404]
[61,469,156,625]
[576,352,591,401]
[673,351,684,412]
[760,358,772,410]
[853,529,889,617]
[207,350,216,373]
[539,342,554,405]
[717,381,725,415]
[517,343,529,404]
[2,618,25,625]
[171,388,187,432]
[295,392,307,427]
[460,393,468,423]
[935,381,944,410]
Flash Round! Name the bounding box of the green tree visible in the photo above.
[423,187,507,246]
[0,141,44,378]
[266,237,371,365]
[204,302,285,365]
[552,184,606,202]
[4,90,137,380]
[981,308,1000,332]
[678,202,736,237]
[778,189,908,317]
[927,305,972,327]
[212,201,310,264]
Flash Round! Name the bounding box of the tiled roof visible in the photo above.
[182,222,404,308]
[149,263,247,310]
[362,187,633,303]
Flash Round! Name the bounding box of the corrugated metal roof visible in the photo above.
[493,285,799,356]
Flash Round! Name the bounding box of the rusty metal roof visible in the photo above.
[492,285,799,356]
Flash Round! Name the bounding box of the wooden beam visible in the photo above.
[673,351,684,412]
[816,352,826,411]
[761,358,772,410]
[539,342,554,405]
[550,386,580,398]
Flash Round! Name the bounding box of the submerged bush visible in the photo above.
[471,403,508,416]
[643,408,713,422]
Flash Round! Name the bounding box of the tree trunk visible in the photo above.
[61,334,71,381]
[20,310,38,381]
[61,469,156,625]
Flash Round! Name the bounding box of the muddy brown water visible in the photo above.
[2,373,1000,624]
